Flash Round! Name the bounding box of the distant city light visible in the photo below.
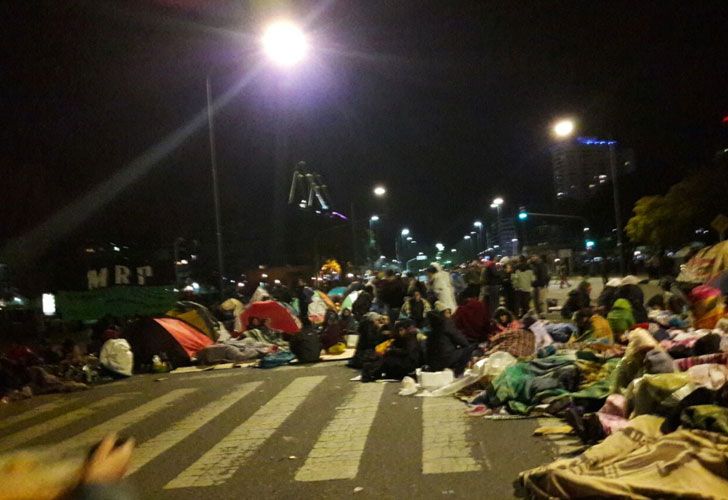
[346,273,354,278]
[373,185,387,197]
[113,246,120,252]
[274,279,281,284]
[473,221,482,228]
[261,273,268,278]
[401,228,410,236]
[451,248,457,253]
[492,197,504,206]
[464,235,471,240]
[191,282,200,291]
[370,215,380,222]
[583,227,590,232]
[42,293,56,316]
[406,236,413,241]
[435,243,445,251]
[577,137,617,146]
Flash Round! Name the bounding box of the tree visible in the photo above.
[626,165,728,248]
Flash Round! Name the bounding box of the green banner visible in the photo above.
[55,286,179,321]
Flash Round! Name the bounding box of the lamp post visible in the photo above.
[552,118,625,276]
[473,221,483,253]
[206,20,308,297]
[490,197,504,248]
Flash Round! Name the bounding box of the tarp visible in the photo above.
[55,286,178,321]
[677,241,728,284]
[123,317,212,371]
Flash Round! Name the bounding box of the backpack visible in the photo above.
[259,350,295,369]
[290,328,322,363]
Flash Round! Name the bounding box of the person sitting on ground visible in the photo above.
[338,308,358,333]
[348,313,391,369]
[492,306,520,334]
[570,307,613,344]
[380,320,423,380]
[424,309,473,376]
[400,290,432,328]
[607,298,635,343]
[319,310,344,351]
[453,295,491,343]
[352,285,375,320]
[617,275,648,323]
[561,280,592,319]
[597,278,622,313]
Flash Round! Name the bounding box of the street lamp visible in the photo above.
[551,118,625,275]
[206,20,308,297]
[490,197,503,248]
[473,220,483,253]
[373,185,387,197]
[553,119,575,138]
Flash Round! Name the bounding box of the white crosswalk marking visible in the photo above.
[0,394,132,452]
[165,375,326,489]
[0,398,77,432]
[422,398,481,474]
[295,382,385,482]
[56,389,197,452]
[128,382,262,475]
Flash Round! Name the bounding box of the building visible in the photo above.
[551,137,635,200]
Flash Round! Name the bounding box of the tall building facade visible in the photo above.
[551,137,635,200]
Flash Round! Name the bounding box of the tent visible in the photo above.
[166,301,226,341]
[123,317,213,371]
[677,241,728,284]
[308,291,337,324]
[328,286,348,297]
[341,290,360,311]
[240,300,302,334]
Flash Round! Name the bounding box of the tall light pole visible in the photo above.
[369,215,380,263]
[206,20,308,297]
[473,221,483,253]
[397,228,410,263]
[552,118,625,276]
[490,197,504,248]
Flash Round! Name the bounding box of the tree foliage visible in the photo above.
[626,165,728,247]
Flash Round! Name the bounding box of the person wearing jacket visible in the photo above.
[352,285,374,320]
[597,278,622,313]
[426,263,458,312]
[561,280,592,319]
[425,310,472,376]
[512,257,535,317]
[381,320,423,380]
[530,255,550,316]
[400,290,432,328]
[617,276,648,323]
[480,260,503,315]
[607,298,635,342]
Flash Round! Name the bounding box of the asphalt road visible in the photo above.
[0,362,569,499]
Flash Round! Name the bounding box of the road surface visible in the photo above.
[0,362,577,499]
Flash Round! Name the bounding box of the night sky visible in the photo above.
[3,0,728,277]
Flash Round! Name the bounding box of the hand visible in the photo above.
[84,434,135,484]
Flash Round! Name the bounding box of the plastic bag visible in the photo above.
[100,339,133,377]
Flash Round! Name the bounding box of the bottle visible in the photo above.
[152,355,164,373]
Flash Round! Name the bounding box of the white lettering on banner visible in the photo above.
[115,265,131,285]
[136,265,153,285]
[87,268,109,289]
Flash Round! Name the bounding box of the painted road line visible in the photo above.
[422,398,481,474]
[129,381,263,475]
[295,382,385,482]
[0,394,132,452]
[57,389,197,452]
[0,398,79,433]
[165,375,326,489]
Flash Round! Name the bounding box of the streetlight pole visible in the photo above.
[206,75,225,298]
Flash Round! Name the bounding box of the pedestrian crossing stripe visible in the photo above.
[0,394,134,452]
[295,382,385,481]
[422,398,482,474]
[0,398,78,433]
[164,376,326,489]
[128,382,263,475]
[56,388,197,452]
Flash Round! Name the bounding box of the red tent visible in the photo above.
[240,301,302,334]
[124,317,213,371]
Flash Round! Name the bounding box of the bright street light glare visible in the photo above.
[370,215,380,222]
[373,185,387,197]
[583,227,590,232]
[451,248,457,253]
[401,228,410,236]
[492,197,504,206]
[464,235,471,240]
[262,20,308,67]
[435,243,445,251]
[553,119,575,138]
[473,221,482,227]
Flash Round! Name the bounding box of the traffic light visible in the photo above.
[585,240,595,249]
[518,207,528,221]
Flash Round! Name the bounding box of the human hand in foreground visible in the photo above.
[83,434,135,484]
